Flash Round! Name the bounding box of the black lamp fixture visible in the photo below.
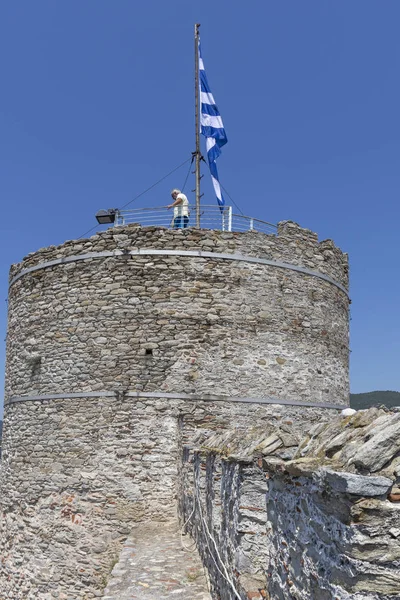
[95,209,117,225]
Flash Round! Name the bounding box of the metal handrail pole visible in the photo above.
[228,206,232,232]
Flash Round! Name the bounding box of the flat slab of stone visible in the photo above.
[101,520,211,600]
[323,469,393,496]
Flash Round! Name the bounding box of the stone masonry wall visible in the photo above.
[179,408,400,600]
[0,395,179,599]
[6,222,349,405]
[0,395,335,600]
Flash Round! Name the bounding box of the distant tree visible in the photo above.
[350,390,400,410]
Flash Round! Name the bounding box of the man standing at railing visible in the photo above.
[167,189,190,229]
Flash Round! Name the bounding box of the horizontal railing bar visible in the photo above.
[112,205,277,235]
[231,214,277,228]
[119,205,229,213]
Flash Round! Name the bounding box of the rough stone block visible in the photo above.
[322,469,393,497]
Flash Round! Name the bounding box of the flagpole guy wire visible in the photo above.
[220,182,245,216]
[198,154,245,217]
[182,154,195,192]
[77,157,192,240]
[119,157,192,211]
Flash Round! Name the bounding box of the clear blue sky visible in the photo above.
[1,0,399,411]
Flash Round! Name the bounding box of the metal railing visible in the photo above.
[115,205,277,234]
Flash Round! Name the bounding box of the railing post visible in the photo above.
[249,218,254,231]
[228,206,232,232]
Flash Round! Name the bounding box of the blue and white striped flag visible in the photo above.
[199,41,227,209]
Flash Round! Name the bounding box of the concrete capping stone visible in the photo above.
[8,248,349,296]
[4,390,345,410]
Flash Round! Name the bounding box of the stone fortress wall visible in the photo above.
[0,221,352,598]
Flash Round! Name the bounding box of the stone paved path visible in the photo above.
[101,520,212,599]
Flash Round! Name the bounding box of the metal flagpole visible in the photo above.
[194,23,201,229]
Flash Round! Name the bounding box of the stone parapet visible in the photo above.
[179,408,400,599]
[9,221,349,287]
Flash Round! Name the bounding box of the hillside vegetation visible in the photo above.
[350,390,400,410]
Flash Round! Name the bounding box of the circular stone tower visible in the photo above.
[0,220,350,599]
[5,221,349,405]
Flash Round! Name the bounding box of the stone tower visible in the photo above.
[0,220,350,598]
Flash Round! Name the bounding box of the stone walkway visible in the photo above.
[101,520,212,599]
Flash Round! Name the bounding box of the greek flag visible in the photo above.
[199,41,227,209]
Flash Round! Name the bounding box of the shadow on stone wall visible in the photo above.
[179,408,400,600]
